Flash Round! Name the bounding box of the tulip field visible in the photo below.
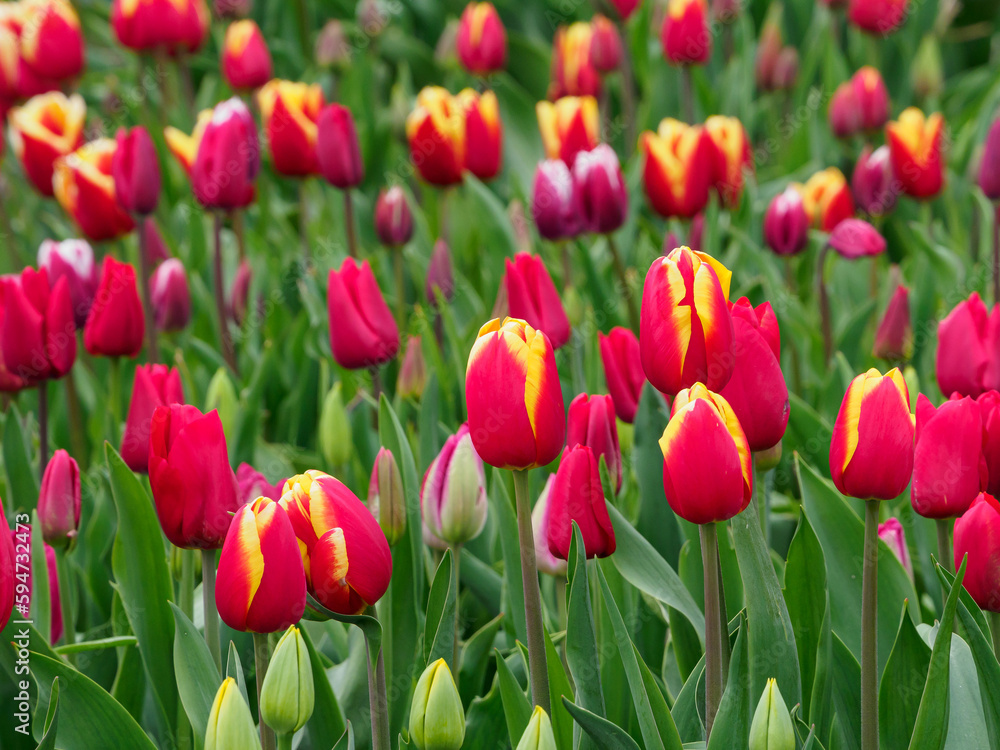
[4,0,1000,748]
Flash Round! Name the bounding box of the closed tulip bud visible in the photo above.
[705,115,753,208]
[457,88,503,181]
[279,471,392,615]
[546,445,616,559]
[258,80,325,177]
[589,15,622,73]
[517,707,558,750]
[315,19,350,68]
[550,22,601,99]
[327,258,399,369]
[84,257,144,358]
[259,626,314,734]
[466,317,565,470]
[222,20,272,91]
[316,103,364,189]
[798,167,854,231]
[368,448,407,546]
[763,187,810,256]
[953,492,1000,611]
[19,0,84,80]
[140,216,171,265]
[121,364,184,473]
[319,382,352,467]
[661,0,711,65]
[599,327,645,424]
[660,384,752,523]
[9,92,85,196]
[848,0,908,36]
[426,240,455,306]
[457,2,506,75]
[980,118,1000,201]
[878,517,912,578]
[531,159,579,241]
[719,299,788,453]
[204,367,239,442]
[150,258,191,333]
[229,259,252,326]
[572,144,628,234]
[640,119,714,219]
[53,138,136,242]
[149,404,240,549]
[979,392,1000,496]
[886,108,944,200]
[375,186,414,247]
[536,96,600,167]
[38,449,80,546]
[828,218,886,259]
[755,16,782,90]
[397,336,427,399]
[421,424,489,548]
[640,246,734,395]
[852,66,890,132]
[771,47,799,91]
[0,506,14,633]
[532,476,567,577]
[567,393,622,492]
[407,87,466,186]
[191,98,260,209]
[873,284,912,361]
[911,394,984,519]
[852,145,897,217]
[37,239,98,329]
[357,0,389,37]
[410,659,466,750]
[749,679,795,750]
[828,82,861,139]
[112,126,161,216]
[936,293,1000,398]
[502,253,571,350]
[7,528,62,641]
[830,368,914,500]
[111,0,210,54]
[0,267,76,384]
[205,678,261,750]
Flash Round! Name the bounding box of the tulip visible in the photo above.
[259,626,314,735]
[912,35,943,100]
[426,239,455,305]
[755,14,782,91]
[407,86,465,186]
[110,0,210,54]
[954,493,1000,612]
[978,117,1000,201]
[718,299,788,453]
[466,317,565,470]
[0,505,14,633]
[315,19,350,67]
[37,448,80,546]
[549,22,601,99]
[640,119,714,219]
[221,20,271,91]
[979,391,1000,497]
[748,679,795,750]
[409,659,466,750]
[278,471,392,616]
[502,253,571,350]
[589,15,622,73]
[236,463,284,505]
[516,706,558,750]
[319,382,352,468]
[112,126,161,216]
[878,517,913,579]
[661,0,711,65]
[828,82,861,139]
[421,424,489,549]
[368,448,407,546]
[374,186,414,247]
[8,92,85,196]
[327,257,400,370]
[191,98,260,209]
[0,266,76,384]
[567,393,622,491]
[397,336,427,399]
[163,109,212,175]
[911,394,984,519]
[316,103,364,189]
[598,327,645,424]
[456,2,506,75]
[258,80,325,177]
[771,47,799,90]
[886,108,944,200]
[870,284,912,362]
[83,257,144,358]
[828,218,886,259]
[205,678,263,750]
[572,144,628,234]
[848,0,908,36]
[149,258,191,333]
[936,293,1000,398]
[18,0,84,81]
[639,246,734,395]
[7,528,62,641]
[830,368,913,500]
[37,239,97,329]
[531,159,580,241]
[797,168,854,231]
[705,115,753,208]
[852,66,890,132]
[53,138,136,241]
[457,88,503,181]
[120,364,184,472]
[763,187,810,256]
[852,145,897,218]
[546,444,616,560]
[531,475,567,577]
[536,96,600,167]
[229,259,252,326]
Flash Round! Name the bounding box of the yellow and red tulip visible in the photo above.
[465,317,565,470]
[549,21,601,99]
[886,107,944,200]
[536,95,599,167]
[661,0,711,66]
[221,20,272,92]
[796,167,854,231]
[18,0,84,81]
[456,2,506,75]
[258,79,325,177]
[704,115,753,208]
[457,88,502,182]
[53,139,136,241]
[406,86,466,186]
[164,108,211,174]
[8,91,85,196]
[640,118,714,219]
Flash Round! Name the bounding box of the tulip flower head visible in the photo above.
[37,238,98,328]
[163,108,212,175]
[0,505,14,633]
[111,0,210,54]
[531,475,567,576]
[829,368,914,500]
[7,528,62,642]
[639,246,734,395]
[796,168,855,231]
[229,259,252,325]
[598,327,645,424]
[978,391,1000,497]
[609,0,640,20]
[827,218,886,259]
[456,2,506,75]
[852,145,898,217]
[150,258,192,332]
[589,15,622,73]
[954,492,1000,611]
[536,96,599,167]
[374,186,414,247]
[549,22,601,99]
[327,257,400,369]
[54,138,137,241]
[546,444,616,560]
[763,187,810,256]
[317,103,364,189]
[572,144,628,234]
[0,266,76,384]
[567,393,622,491]
[409,659,466,750]
[426,239,455,305]
[456,88,503,181]
[406,86,466,186]
[936,293,1000,398]
[221,20,272,91]
[8,92,85,197]
[190,98,260,209]
[501,253,571,350]
[368,448,407,546]
[83,256,145,358]
[978,117,1000,201]
[258,80,325,177]
[886,108,944,200]
[661,0,711,65]
[421,423,489,549]
[532,158,581,241]
[659,384,752,524]
[878,517,912,578]
[705,115,753,208]
[848,0,908,36]
[259,626,315,735]
[828,82,861,139]
[112,126,161,216]
[18,0,84,81]
[640,119,714,219]
[872,284,912,362]
[748,679,795,750]
[236,463,284,505]
[38,448,80,546]
[119,364,184,472]
[516,706,558,750]
[205,678,262,750]
[853,66,890,132]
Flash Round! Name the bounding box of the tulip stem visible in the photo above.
[179,549,195,620]
[936,519,953,575]
[277,735,292,750]
[861,499,880,750]
[253,632,277,750]
[233,210,246,261]
[513,469,551,714]
[344,190,358,258]
[137,219,160,363]
[364,606,391,750]
[992,204,999,304]
[109,358,123,447]
[818,245,833,363]
[606,235,639,332]
[681,65,695,123]
[37,382,48,478]
[700,522,723,740]
[452,543,462,675]
[299,181,310,259]
[213,213,239,375]
[202,549,222,675]
[989,612,1000,663]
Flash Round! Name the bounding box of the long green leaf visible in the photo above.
[3,405,39,513]
[829,634,861,750]
[495,648,532,747]
[35,677,60,750]
[424,548,458,669]
[545,628,575,750]
[170,602,220,742]
[301,625,348,749]
[562,698,642,750]
[459,614,504,709]
[954,597,1000,748]
[707,613,750,750]
[879,604,930,749]
[492,475,527,645]
[565,525,605,750]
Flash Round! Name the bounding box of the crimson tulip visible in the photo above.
[549,22,601,98]
[190,98,260,209]
[532,475,567,576]
[978,117,1000,201]
[458,89,502,182]
[848,0,908,36]
[572,144,628,235]
[7,528,62,642]
[221,20,271,91]
[502,253,571,350]
[327,258,399,370]
[531,159,580,241]
[229,259,252,326]
[589,15,622,73]
[705,116,753,208]
[853,67,890,132]
[0,266,76,384]
[567,393,622,491]
[317,103,364,189]
[598,327,645,424]
[258,80,325,177]
[852,145,897,217]
[546,445,616,559]
[53,138,136,242]
[121,364,184,473]
[150,258,191,332]
[110,0,209,53]
[19,0,84,81]
[374,186,413,247]
[1,506,17,633]
[84,257,144,358]
[609,0,640,21]
[406,86,465,186]
[953,492,1000,611]
[38,448,80,546]
[911,394,984,519]
[763,187,810,256]
[936,293,1000,398]
[661,0,711,65]
[112,126,161,216]
[828,82,861,139]
[828,218,886,259]
[979,392,1000,497]
[878,518,912,579]
[456,2,506,75]
[37,239,98,328]
[872,284,912,361]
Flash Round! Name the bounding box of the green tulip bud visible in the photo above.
[319,382,352,468]
[515,706,557,750]
[205,677,262,750]
[409,658,466,750]
[205,368,239,442]
[259,626,314,735]
[912,35,943,100]
[367,448,406,545]
[749,678,795,750]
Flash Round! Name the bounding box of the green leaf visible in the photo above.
[333,721,355,749]
[565,524,605,749]
[54,636,138,655]
[491,475,527,645]
[879,605,930,749]
[953,596,1000,747]
[495,648,532,747]
[829,634,861,750]
[545,628,575,750]
[562,697,642,750]
[934,565,992,644]
[424,548,458,670]
[35,677,60,750]
[459,614,504,709]
[30,515,50,645]
[463,675,509,749]
[226,641,250,708]
[3,405,39,513]
[671,657,706,741]
[170,602,220,742]
[301,624,348,749]
[706,613,750,750]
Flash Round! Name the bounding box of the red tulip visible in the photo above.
[589,15,622,73]
[572,144,628,234]
[936,293,1000,398]
[236,463,284,505]
[111,0,210,54]
[852,145,898,217]
[502,252,571,350]
[853,66,890,132]
[425,239,455,306]
[317,103,364,189]
[978,117,1000,201]
[458,89,502,182]
[609,0,641,21]
[38,448,80,545]
[397,336,427,399]
[149,404,240,549]
[537,96,600,168]
[829,368,914,500]
[979,392,1000,497]
[465,317,565,470]
[567,393,622,491]
[828,82,861,139]
[327,258,399,369]
[229,259,252,326]
[258,80,325,177]
[640,119,714,219]
[718,298,788,453]
[19,0,84,81]
[54,138,137,242]
[190,98,260,210]
[878,517,912,578]
[828,218,886,259]
[550,22,601,98]
[8,92,85,196]
[0,505,14,633]
[598,327,645,424]
[546,445,616,559]
[150,258,191,332]
[279,471,392,616]
[7,527,62,642]
[112,126,161,216]
[221,20,272,91]
[121,364,184,473]
[797,168,854,231]
[532,159,581,240]
[872,284,912,361]
[763,187,810,256]
[532,475,567,576]
[37,239,98,328]
[216,497,306,632]
[911,394,984,519]
[953,492,1000,611]
[661,0,711,65]
[755,16,782,91]
[84,256,145,358]
[848,0,908,36]
[406,86,465,186]
[420,425,489,548]
[705,115,753,208]
[0,266,76,384]
[456,2,506,75]
[886,108,944,200]
[374,186,414,247]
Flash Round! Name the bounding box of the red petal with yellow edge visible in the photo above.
[242,499,306,633]
[640,256,692,396]
[690,260,735,391]
[215,504,265,632]
[310,528,362,614]
[523,326,566,467]
[408,111,464,186]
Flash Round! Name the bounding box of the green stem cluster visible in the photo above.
[513,469,550,713]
